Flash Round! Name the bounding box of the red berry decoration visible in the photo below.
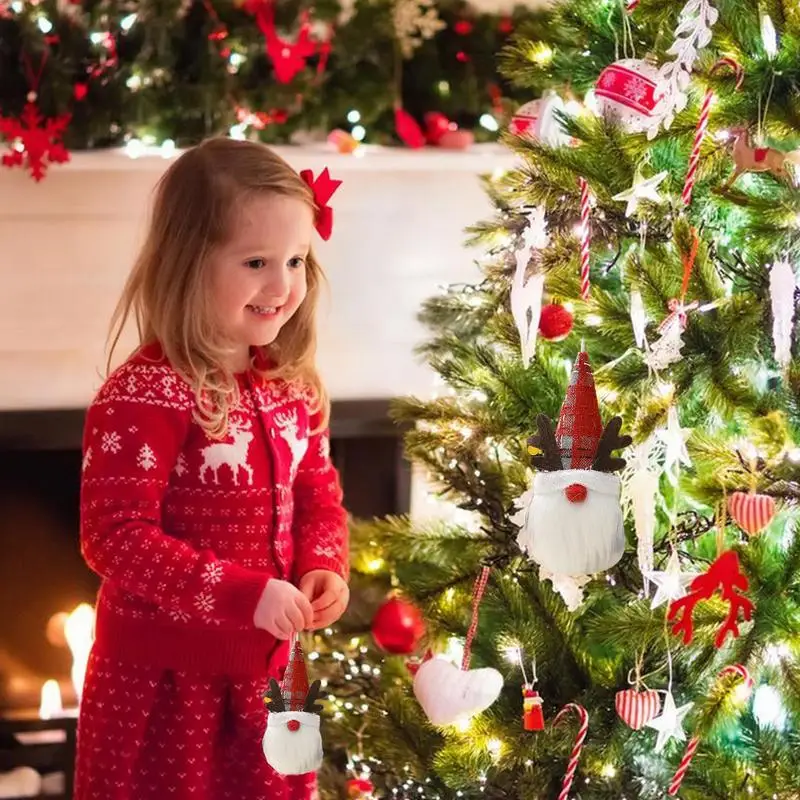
[538,303,574,341]
[371,596,426,655]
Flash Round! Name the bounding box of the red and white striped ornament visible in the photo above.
[681,58,743,207]
[668,664,752,796]
[578,177,591,299]
[615,688,661,730]
[553,703,589,800]
[594,59,662,134]
[728,491,776,536]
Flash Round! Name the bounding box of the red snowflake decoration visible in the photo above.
[0,101,71,181]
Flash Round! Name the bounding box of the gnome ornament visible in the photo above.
[516,350,632,576]
[262,639,324,776]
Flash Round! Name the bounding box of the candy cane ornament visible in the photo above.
[681,57,744,207]
[667,664,752,796]
[578,177,591,299]
[553,703,589,800]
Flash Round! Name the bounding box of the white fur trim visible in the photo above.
[262,711,323,776]
[517,469,625,576]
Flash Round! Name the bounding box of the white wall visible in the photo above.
[0,144,515,410]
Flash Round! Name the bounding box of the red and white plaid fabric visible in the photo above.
[555,351,603,469]
[282,640,311,711]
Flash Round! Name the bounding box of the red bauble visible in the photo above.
[371,596,425,654]
[538,303,574,341]
[347,778,375,798]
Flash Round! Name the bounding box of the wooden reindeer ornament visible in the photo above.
[516,350,632,577]
[262,640,325,775]
[725,127,800,187]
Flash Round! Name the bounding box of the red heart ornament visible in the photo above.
[728,491,776,536]
[615,688,661,730]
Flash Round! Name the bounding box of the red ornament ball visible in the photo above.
[347,778,375,798]
[538,303,574,341]
[371,596,425,655]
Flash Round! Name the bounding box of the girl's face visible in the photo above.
[209,193,314,371]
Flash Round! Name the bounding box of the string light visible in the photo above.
[347,109,361,123]
[120,12,137,30]
[352,125,367,141]
[601,763,617,778]
[479,114,499,132]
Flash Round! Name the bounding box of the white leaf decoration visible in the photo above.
[648,0,717,137]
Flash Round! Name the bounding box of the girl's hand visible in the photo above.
[299,570,350,629]
[253,579,314,639]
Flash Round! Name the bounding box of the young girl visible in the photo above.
[75,138,350,800]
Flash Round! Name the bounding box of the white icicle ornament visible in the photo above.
[769,259,797,369]
[511,207,548,366]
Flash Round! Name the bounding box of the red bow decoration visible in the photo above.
[300,168,341,241]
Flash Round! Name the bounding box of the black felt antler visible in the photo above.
[527,414,563,471]
[591,417,632,473]
[303,679,324,714]
[263,678,286,713]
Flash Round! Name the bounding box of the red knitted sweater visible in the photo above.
[80,343,349,675]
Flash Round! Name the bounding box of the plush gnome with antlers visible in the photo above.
[516,350,631,577]
[262,640,324,776]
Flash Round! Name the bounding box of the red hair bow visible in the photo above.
[300,167,342,241]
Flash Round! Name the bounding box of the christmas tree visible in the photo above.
[321,0,800,797]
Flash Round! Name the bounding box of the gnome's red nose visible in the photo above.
[287,719,300,732]
[565,483,587,503]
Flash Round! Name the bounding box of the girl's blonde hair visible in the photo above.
[107,137,328,439]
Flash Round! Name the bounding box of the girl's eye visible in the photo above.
[245,258,266,270]
[288,256,307,269]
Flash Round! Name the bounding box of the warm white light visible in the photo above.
[761,14,777,59]
[601,763,617,778]
[160,139,176,158]
[486,738,503,760]
[120,12,137,30]
[126,75,142,91]
[64,604,94,703]
[714,129,731,142]
[437,80,450,95]
[125,138,144,158]
[11,1,22,11]
[503,645,521,664]
[585,314,603,326]
[347,109,361,123]
[656,381,674,398]
[753,685,787,730]
[454,717,471,733]
[351,125,366,141]
[479,114,499,132]
[37,17,53,33]
[89,31,105,44]
[39,680,63,720]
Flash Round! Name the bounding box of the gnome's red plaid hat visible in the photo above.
[281,640,310,712]
[554,351,603,469]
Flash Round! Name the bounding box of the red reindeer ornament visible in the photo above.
[516,351,632,576]
[668,550,754,648]
[725,127,800,186]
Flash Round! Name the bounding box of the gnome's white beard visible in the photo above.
[262,711,322,776]
[517,469,625,576]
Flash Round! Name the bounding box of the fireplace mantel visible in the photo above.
[0,144,515,411]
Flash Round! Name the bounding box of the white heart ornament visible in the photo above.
[413,658,504,725]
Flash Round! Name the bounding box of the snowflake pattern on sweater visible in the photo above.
[80,343,349,669]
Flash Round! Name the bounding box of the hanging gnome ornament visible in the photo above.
[516,350,632,576]
[263,639,324,776]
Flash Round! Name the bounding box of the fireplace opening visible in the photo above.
[0,401,409,715]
